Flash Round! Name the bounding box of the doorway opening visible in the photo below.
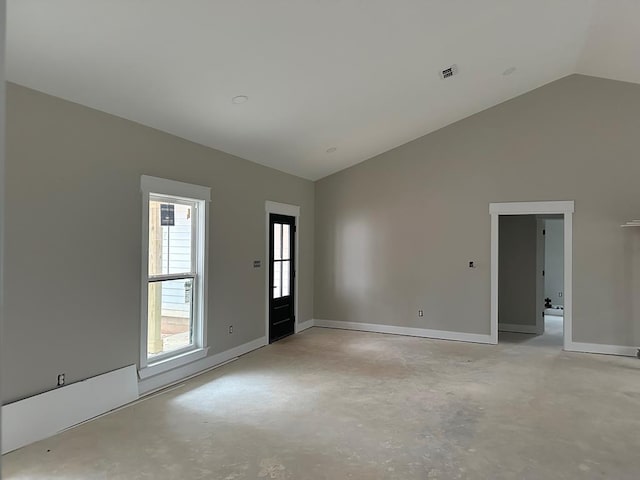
[490,201,574,349]
[496,214,564,346]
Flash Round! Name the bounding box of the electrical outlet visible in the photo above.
[57,373,65,387]
[418,310,424,317]
[228,325,233,334]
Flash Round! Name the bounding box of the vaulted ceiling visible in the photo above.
[7,1,640,180]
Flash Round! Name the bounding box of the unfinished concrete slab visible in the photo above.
[3,327,639,479]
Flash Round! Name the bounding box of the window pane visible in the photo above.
[282,260,290,297]
[273,261,282,298]
[282,224,290,260]
[148,278,193,359]
[273,224,282,260]
[149,200,193,276]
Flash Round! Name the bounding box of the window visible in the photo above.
[272,222,292,298]
[139,176,210,378]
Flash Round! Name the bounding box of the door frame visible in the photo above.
[535,217,546,336]
[265,201,300,340]
[490,201,574,349]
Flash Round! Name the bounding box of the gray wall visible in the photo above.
[315,74,640,346]
[0,0,6,459]
[544,218,564,306]
[499,216,537,327]
[2,83,314,403]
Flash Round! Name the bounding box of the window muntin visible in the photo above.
[272,222,292,299]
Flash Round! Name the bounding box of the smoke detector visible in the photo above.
[439,64,459,79]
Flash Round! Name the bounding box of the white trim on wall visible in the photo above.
[489,201,574,215]
[141,175,211,202]
[295,319,314,333]
[137,347,209,379]
[490,212,499,345]
[265,201,301,341]
[314,319,493,344]
[535,217,546,335]
[138,336,267,396]
[2,365,138,454]
[565,342,637,357]
[315,318,636,357]
[562,212,574,351]
[490,201,574,349]
[265,200,299,218]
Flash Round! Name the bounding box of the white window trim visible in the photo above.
[139,175,211,378]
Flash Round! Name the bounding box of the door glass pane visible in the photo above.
[148,278,193,358]
[282,224,290,260]
[273,224,282,260]
[273,261,282,298]
[282,260,290,297]
[149,200,193,276]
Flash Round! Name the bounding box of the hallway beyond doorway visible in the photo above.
[499,315,564,348]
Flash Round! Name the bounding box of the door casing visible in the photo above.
[265,201,300,341]
[490,201,574,349]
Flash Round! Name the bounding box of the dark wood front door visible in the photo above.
[269,214,295,343]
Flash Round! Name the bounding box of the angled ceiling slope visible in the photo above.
[6,0,638,180]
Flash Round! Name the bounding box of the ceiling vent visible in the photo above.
[439,64,458,79]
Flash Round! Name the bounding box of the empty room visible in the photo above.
[2,1,640,479]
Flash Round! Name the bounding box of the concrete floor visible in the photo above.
[4,325,640,479]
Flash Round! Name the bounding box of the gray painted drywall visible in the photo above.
[315,74,640,346]
[499,216,537,327]
[544,218,564,306]
[2,83,314,403]
[0,0,6,458]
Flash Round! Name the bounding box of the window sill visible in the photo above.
[138,347,209,379]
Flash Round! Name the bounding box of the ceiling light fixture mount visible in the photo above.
[326,147,337,154]
[502,67,517,76]
[232,95,249,104]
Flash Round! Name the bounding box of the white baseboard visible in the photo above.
[2,365,138,454]
[498,323,539,334]
[565,341,637,357]
[313,319,493,344]
[138,336,267,396]
[295,319,315,333]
